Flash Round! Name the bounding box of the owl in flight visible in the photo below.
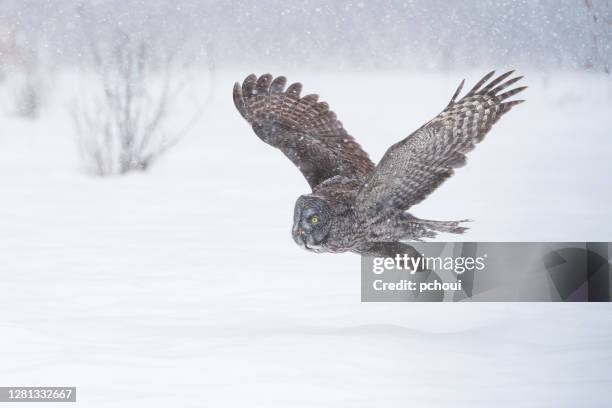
[233,71,526,257]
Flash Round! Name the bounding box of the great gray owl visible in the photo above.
[233,71,526,257]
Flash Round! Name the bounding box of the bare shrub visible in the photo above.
[0,22,47,119]
[74,34,174,175]
[72,3,212,176]
[12,67,43,119]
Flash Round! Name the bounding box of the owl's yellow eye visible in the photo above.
[311,216,319,224]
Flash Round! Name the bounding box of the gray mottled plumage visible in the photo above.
[233,71,526,256]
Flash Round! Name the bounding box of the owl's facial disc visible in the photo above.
[292,195,331,252]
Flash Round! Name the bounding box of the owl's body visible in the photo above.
[233,72,526,257]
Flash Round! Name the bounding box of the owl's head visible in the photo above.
[292,195,332,252]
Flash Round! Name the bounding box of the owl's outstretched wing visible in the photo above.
[233,74,374,189]
[356,70,526,222]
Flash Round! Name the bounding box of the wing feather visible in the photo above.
[233,74,374,188]
[356,70,526,224]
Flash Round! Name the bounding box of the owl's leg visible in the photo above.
[358,241,422,261]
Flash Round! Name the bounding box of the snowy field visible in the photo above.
[0,70,611,407]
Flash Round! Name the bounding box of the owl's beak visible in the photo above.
[294,226,311,250]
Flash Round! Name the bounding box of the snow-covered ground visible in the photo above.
[0,70,611,407]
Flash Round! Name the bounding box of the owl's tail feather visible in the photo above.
[402,214,470,241]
